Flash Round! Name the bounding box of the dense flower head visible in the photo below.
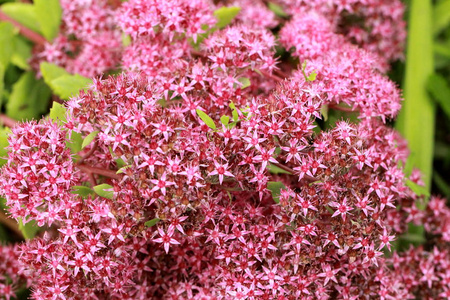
[0,119,77,226]
[276,0,406,70]
[117,0,216,41]
[229,0,278,29]
[0,244,27,300]
[280,13,402,121]
[1,0,448,299]
[35,0,122,77]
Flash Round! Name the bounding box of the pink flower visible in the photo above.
[153,227,180,253]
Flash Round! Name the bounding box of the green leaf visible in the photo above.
[0,63,4,107]
[196,109,216,130]
[34,0,62,41]
[116,165,131,174]
[213,6,241,29]
[434,42,450,59]
[434,172,450,198]
[50,74,92,100]
[433,0,450,35]
[71,186,94,197]
[93,184,114,200]
[1,3,41,33]
[320,104,328,121]
[307,71,317,81]
[396,0,434,191]
[82,131,99,149]
[122,32,131,46]
[18,218,39,240]
[49,102,67,125]
[67,131,83,154]
[238,77,251,89]
[427,73,450,119]
[11,36,31,70]
[6,71,51,120]
[40,62,69,87]
[144,218,160,227]
[0,22,15,67]
[0,127,11,167]
[267,163,292,174]
[220,115,230,125]
[406,179,430,198]
[229,101,239,122]
[268,2,288,18]
[267,181,287,204]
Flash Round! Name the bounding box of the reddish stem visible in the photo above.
[0,114,17,128]
[272,162,317,182]
[328,104,356,113]
[76,164,123,181]
[259,70,284,82]
[0,11,47,45]
[78,141,98,164]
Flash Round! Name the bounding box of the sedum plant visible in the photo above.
[0,0,449,299]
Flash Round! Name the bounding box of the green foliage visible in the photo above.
[427,73,450,118]
[267,181,287,204]
[144,218,160,227]
[51,75,93,100]
[71,186,94,197]
[34,0,62,41]
[267,164,291,174]
[196,109,216,130]
[82,131,99,149]
[93,184,114,200]
[268,2,288,18]
[0,63,4,107]
[213,6,241,29]
[0,126,10,167]
[220,115,230,126]
[18,218,39,240]
[433,0,450,35]
[0,22,14,67]
[49,102,67,125]
[434,172,450,198]
[1,3,41,33]
[40,62,69,85]
[300,61,317,82]
[229,101,239,122]
[6,71,51,120]
[406,179,431,198]
[67,132,83,155]
[192,6,241,47]
[396,0,435,191]
[238,77,251,89]
[11,36,32,70]
[40,62,92,100]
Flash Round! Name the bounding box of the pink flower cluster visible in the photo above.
[0,120,76,227]
[280,12,402,121]
[2,0,448,299]
[277,0,406,70]
[0,244,26,300]
[35,0,122,77]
